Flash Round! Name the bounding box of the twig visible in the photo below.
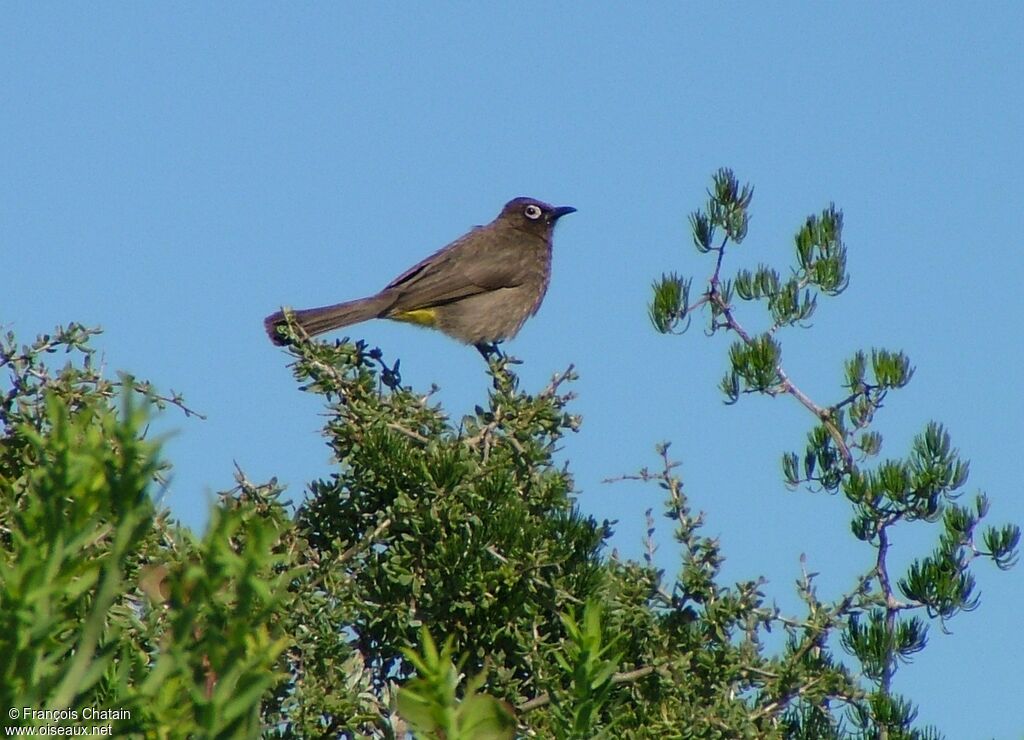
[707,286,853,470]
[517,665,656,714]
[386,422,429,444]
[338,517,394,566]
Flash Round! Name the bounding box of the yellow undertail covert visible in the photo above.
[389,308,439,327]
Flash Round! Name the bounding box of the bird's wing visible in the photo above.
[384,229,526,309]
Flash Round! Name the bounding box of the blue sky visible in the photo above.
[4,4,1022,736]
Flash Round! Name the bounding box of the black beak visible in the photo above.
[550,205,577,221]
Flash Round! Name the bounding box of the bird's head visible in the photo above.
[498,197,576,236]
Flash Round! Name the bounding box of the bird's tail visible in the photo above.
[264,292,393,346]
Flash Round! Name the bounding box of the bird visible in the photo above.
[264,197,576,357]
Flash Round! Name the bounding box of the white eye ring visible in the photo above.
[524,204,542,220]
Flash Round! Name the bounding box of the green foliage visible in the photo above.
[134,481,298,737]
[649,273,691,334]
[722,332,784,401]
[0,326,294,737]
[396,629,516,740]
[2,167,1017,738]
[263,328,877,737]
[650,169,1019,738]
[546,600,624,738]
[262,338,622,736]
[0,391,157,716]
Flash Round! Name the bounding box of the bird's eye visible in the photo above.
[524,204,542,220]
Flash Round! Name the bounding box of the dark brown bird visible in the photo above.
[264,197,575,356]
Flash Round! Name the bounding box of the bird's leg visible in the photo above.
[475,341,504,361]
